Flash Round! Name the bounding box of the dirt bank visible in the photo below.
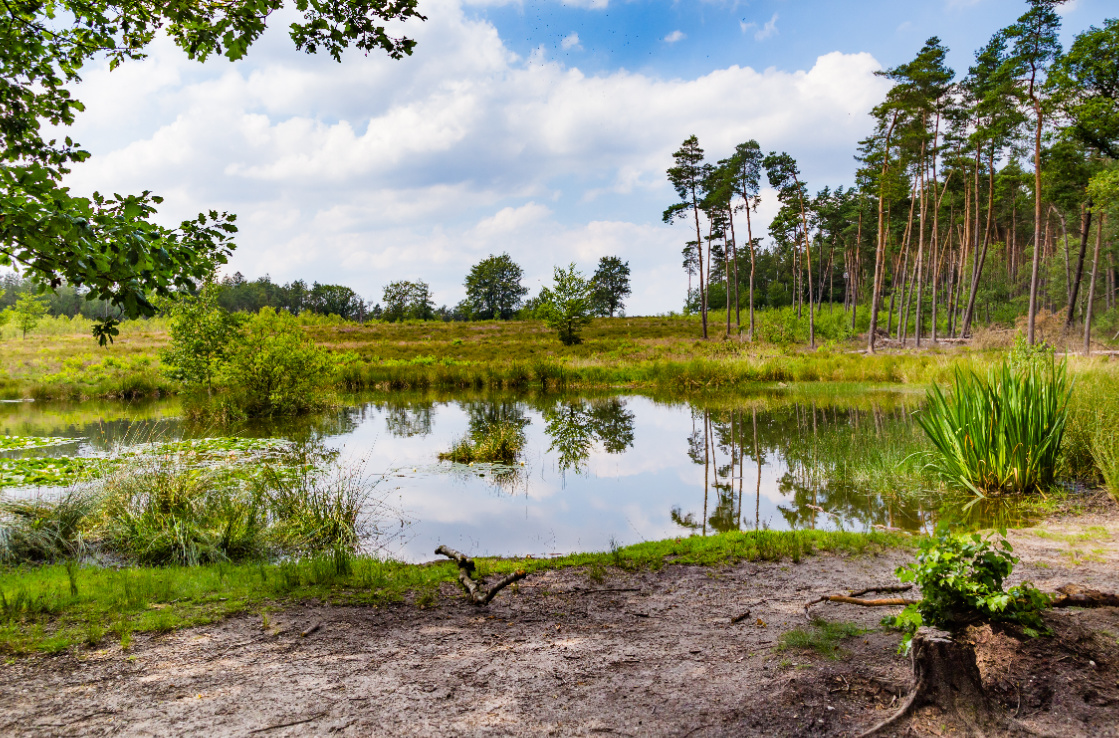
[2,502,1118,737]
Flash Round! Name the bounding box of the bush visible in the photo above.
[539,263,593,346]
[916,356,1070,496]
[160,281,241,392]
[886,530,1050,652]
[220,307,336,417]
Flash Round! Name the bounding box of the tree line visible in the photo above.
[667,0,1119,352]
[200,253,632,324]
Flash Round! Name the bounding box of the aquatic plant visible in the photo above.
[0,436,79,451]
[438,421,525,464]
[916,358,1070,496]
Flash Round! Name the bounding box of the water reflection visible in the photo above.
[4,388,961,561]
[672,399,931,536]
[543,397,635,473]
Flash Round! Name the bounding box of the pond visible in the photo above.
[0,386,964,562]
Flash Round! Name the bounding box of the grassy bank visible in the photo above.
[0,314,1024,399]
[0,529,908,654]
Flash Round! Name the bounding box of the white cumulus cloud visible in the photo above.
[59,0,888,314]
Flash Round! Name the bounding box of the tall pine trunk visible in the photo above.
[1027,99,1044,345]
[868,113,897,353]
[1084,212,1104,356]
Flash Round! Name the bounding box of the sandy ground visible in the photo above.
[2,497,1118,738]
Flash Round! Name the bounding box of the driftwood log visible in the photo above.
[1049,583,1119,608]
[435,545,528,605]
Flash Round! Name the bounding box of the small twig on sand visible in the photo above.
[804,585,916,619]
[730,610,752,624]
[436,545,529,606]
[248,712,327,734]
[301,622,323,638]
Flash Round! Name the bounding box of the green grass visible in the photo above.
[776,617,869,659]
[0,528,908,654]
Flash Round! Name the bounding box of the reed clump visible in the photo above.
[917,356,1070,497]
[438,421,525,464]
[0,445,381,567]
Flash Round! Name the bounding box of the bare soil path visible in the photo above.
[2,499,1118,737]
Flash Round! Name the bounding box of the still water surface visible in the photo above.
[1,388,935,561]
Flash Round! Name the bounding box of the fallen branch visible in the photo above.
[436,545,528,605]
[1050,583,1119,608]
[301,621,323,638]
[804,585,915,618]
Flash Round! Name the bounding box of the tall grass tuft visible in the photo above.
[916,358,1070,497]
[1093,430,1119,503]
[438,421,525,464]
[98,461,267,566]
[0,489,96,563]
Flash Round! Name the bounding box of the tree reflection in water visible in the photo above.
[673,398,930,536]
[543,397,635,473]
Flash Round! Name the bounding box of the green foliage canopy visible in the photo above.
[589,256,631,318]
[12,293,49,339]
[464,253,528,320]
[538,263,593,346]
[1049,18,1119,158]
[160,282,241,392]
[0,0,423,339]
[381,280,434,322]
[220,308,335,417]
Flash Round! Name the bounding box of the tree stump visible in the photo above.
[859,627,1013,738]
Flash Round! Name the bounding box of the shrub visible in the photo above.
[916,356,1070,496]
[220,307,336,417]
[160,281,241,392]
[885,530,1050,652]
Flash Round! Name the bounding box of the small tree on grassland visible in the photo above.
[160,281,241,393]
[464,253,528,320]
[539,264,593,346]
[590,256,631,318]
[12,293,48,339]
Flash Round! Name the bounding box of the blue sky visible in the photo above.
[58,0,1115,314]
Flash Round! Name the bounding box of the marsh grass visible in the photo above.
[0,489,97,564]
[438,421,525,464]
[777,617,868,659]
[0,440,384,567]
[0,528,907,653]
[917,358,1070,497]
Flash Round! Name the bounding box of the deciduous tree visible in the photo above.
[464,253,528,320]
[590,256,632,318]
